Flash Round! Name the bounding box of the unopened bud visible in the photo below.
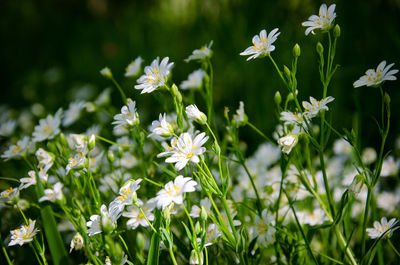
[200,206,208,222]
[350,174,364,195]
[274,91,281,106]
[293,43,301,57]
[100,67,113,79]
[171,84,179,96]
[88,134,96,150]
[333,25,341,38]
[283,65,291,79]
[287,92,294,102]
[186,104,207,125]
[59,133,68,147]
[195,221,201,235]
[316,42,324,56]
[384,93,391,105]
[107,150,115,163]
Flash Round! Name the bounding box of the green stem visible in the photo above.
[96,135,134,148]
[2,244,13,265]
[134,202,158,233]
[319,151,335,216]
[388,239,400,257]
[247,121,273,143]
[168,247,179,265]
[220,196,239,243]
[361,187,372,258]
[111,77,127,103]
[268,54,288,88]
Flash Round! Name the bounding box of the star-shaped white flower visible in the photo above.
[155,175,197,209]
[158,132,209,171]
[180,69,206,90]
[9,220,39,246]
[125,56,143,77]
[63,100,85,127]
[240,28,280,60]
[112,98,140,128]
[302,96,335,118]
[302,3,336,35]
[109,179,142,222]
[32,109,62,142]
[366,217,399,239]
[135,57,174,93]
[1,136,30,161]
[149,113,175,139]
[353,61,398,88]
[38,182,64,203]
[122,199,155,230]
[185,41,213,62]
[251,209,276,247]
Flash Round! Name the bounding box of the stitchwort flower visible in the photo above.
[1,136,30,160]
[302,3,337,35]
[32,109,62,142]
[180,69,206,90]
[302,96,335,119]
[135,57,174,93]
[353,61,398,88]
[185,104,207,125]
[158,132,209,171]
[277,134,298,154]
[155,175,197,209]
[251,209,276,247]
[185,41,213,62]
[112,98,139,128]
[366,217,399,239]
[9,220,39,246]
[240,28,280,60]
[148,113,175,139]
[125,56,143,77]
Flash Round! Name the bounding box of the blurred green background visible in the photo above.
[1,0,400,152]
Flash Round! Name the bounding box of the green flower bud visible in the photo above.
[100,67,113,79]
[171,83,179,96]
[200,206,208,222]
[59,133,69,147]
[316,42,324,56]
[274,91,281,106]
[88,134,96,150]
[384,93,391,105]
[293,43,301,57]
[287,92,294,102]
[195,221,201,235]
[283,65,291,79]
[107,150,115,163]
[333,25,341,38]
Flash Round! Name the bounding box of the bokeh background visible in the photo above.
[1,0,400,152]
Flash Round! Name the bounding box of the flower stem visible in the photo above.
[111,77,127,104]
[247,121,273,143]
[134,202,158,233]
[388,239,400,257]
[168,247,179,265]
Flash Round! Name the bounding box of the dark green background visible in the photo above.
[1,0,400,152]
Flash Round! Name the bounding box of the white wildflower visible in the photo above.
[63,100,85,127]
[123,199,155,230]
[0,119,17,137]
[155,175,197,209]
[277,134,298,154]
[302,96,335,118]
[125,56,143,77]
[251,209,276,247]
[135,57,174,93]
[366,217,399,239]
[38,182,64,203]
[8,220,39,246]
[1,136,30,160]
[353,61,398,88]
[32,109,62,142]
[112,99,139,128]
[233,101,247,126]
[109,179,142,222]
[70,232,84,252]
[185,104,207,125]
[240,28,280,60]
[180,69,206,90]
[185,41,213,62]
[149,113,174,139]
[302,3,337,35]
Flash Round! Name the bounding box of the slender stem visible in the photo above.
[205,247,209,265]
[247,122,273,143]
[2,244,13,265]
[96,135,134,148]
[30,243,44,265]
[268,54,288,88]
[240,160,263,215]
[111,77,127,103]
[388,239,400,257]
[220,196,239,243]
[319,151,335,216]
[134,202,157,233]
[361,187,372,257]
[143,177,163,187]
[168,247,179,265]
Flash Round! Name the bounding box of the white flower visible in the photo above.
[149,113,174,139]
[66,151,86,174]
[185,41,213,62]
[202,223,222,247]
[302,96,335,118]
[189,250,204,265]
[155,175,197,209]
[35,148,54,170]
[366,217,399,239]
[251,209,276,247]
[32,109,62,142]
[19,171,37,190]
[189,198,211,218]
[180,69,206,90]
[240,28,280,60]
[380,156,399,177]
[125,56,143,77]
[185,104,207,125]
[123,199,155,229]
[0,187,19,203]
[100,67,113,79]
[39,182,64,203]
[109,179,142,222]
[353,61,398,88]
[1,136,30,160]
[302,4,336,35]
[233,101,247,126]
[280,110,307,128]
[277,134,298,154]
[135,57,174,93]
[68,134,88,153]
[86,214,102,236]
[298,208,327,226]
[112,99,139,128]
[70,232,84,253]
[87,205,116,236]
[158,132,208,171]
[0,119,17,137]
[63,100,85,127]
[361,147,377,165]
[9,220,39,246]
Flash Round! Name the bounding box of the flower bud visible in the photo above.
[293,43,301,57]
[384,93,391,105]
[186,104,207,125]
[100,67,113,79]
[70,233,84,253]
[333,25,341,38]
[195,221,201,235]
[107,150,115,163]
[88,134,96,150]
[274,91,281,106]
[200,206,208,222]
[316,42,324,56]
[59,133,69,147]
[283,65,291,79]
[224,107,230,121]
[287,92,294,102]
[350,174,364,195]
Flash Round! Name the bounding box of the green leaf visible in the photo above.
[146,209,162,265]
